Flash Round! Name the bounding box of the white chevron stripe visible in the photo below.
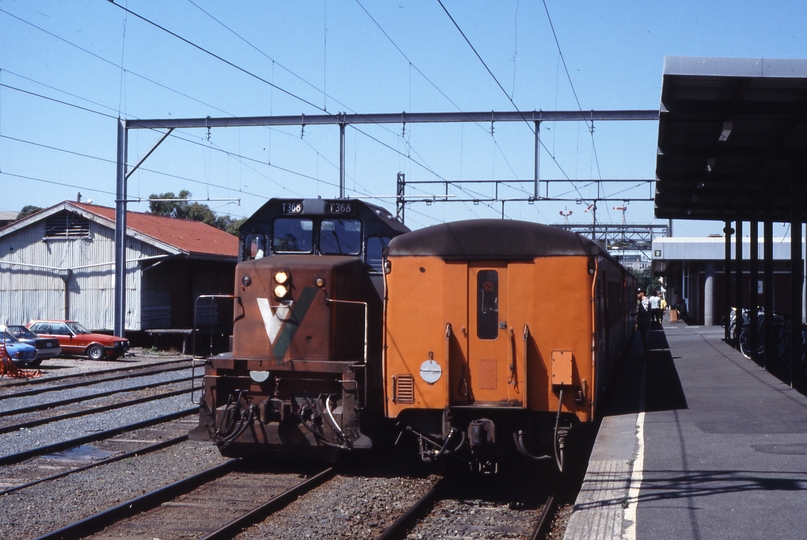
[256,298,292,345]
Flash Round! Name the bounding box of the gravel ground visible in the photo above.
[0,440,230,539]
[404,497,542,539]
[0,367,194,412]
[0,348,183,378]
[0,392,196,459]
[237,473,440,540]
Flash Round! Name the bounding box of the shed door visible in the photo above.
[466,264,524,406]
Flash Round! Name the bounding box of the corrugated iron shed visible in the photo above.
[0,201,237,333]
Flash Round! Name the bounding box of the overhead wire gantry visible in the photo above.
[113,109,658,336]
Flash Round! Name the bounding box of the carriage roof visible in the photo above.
[387,219,603,260]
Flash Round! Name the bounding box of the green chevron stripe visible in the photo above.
[272,286,319,361]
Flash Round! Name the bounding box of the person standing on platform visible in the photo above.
[637,290,651,355]
[649,290,662,328]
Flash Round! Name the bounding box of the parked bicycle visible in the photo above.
[774,318,807,377]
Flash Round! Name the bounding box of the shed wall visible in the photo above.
[0,219,162,331]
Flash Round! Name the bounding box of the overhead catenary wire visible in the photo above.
[436,0,590,210]
[106,1,446,186]
[0,7,391,212]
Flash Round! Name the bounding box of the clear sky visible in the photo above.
[1,0,806,236]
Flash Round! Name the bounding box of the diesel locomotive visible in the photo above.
[382,219,635,473]
[191,198,409,459]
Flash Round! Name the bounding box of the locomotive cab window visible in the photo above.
[273,218,313,253]
[477,270,499,339]
[244,233,267,260]
[320,219,361,255]
[366,237,391,273]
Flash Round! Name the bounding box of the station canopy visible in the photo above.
[655,56,807,223]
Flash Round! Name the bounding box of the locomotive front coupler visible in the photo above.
[396,423,467,463]
[259,398,289,424]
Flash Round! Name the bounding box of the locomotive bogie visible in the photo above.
[198,369,367,458]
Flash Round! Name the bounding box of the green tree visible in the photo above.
[629,267,652,294]
[148,191,242,233]
[18,205,43,220]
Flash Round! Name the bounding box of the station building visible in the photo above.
[652,234,805,326]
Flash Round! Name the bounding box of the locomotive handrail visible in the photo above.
[326,298,369,414]
[445,322,452,394]
[324,298,368,364]
[522,324,530,404]
[191,294,237,404]
[508,327,517,387]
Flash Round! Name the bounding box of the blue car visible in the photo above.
[1,334,39,367]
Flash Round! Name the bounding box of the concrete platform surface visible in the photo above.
[565,323,807,540]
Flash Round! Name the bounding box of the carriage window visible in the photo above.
[273,218,313,253]
[366,237,391,272]
[320,219,361,255]
[245,233,267,259]
[477,270,499,339]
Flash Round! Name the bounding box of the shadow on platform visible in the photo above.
[604,328,688,417]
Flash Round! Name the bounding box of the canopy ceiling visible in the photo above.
[655,56,807,223]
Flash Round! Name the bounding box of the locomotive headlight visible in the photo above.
[273,283,289,299]
[315,277,326,288]
[274,270,290,284]
[241,275,252,287]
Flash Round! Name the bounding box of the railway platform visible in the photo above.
[564,320,807,540]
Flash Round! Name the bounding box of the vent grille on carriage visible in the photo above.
[394,375,415,404]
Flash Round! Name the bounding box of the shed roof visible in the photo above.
[655,56,807,222]
[0,201,237,261]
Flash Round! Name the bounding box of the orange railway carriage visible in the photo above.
[383,219,635,472]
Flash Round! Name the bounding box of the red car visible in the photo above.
[26,320,130,360]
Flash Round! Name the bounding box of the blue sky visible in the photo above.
[1,1,806,236]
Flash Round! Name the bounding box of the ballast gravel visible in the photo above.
[236,473,440,540]
[0,440,230,540]
[0,393,195,459]
[0,367,194,413]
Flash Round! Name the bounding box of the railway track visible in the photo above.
[0,363,200,465]
[0,413,197,494]
[0,407,197,466]
[0,358,193,392]
[379,477,555,540]
[0,376,197,434]
[36,464,335,540]
[0,364,195,410]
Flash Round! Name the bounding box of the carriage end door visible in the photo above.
[467,264,524,406]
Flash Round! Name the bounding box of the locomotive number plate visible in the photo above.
[280,201,303,214]
[326,201,352,215]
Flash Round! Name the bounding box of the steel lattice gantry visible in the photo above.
[558,223,668,252]
[113,109,658,337]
